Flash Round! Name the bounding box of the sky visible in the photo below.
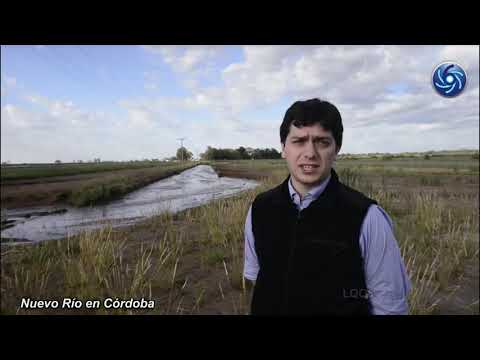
[1,45,479,163]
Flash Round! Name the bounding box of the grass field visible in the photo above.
[1,155,479,315]
[1,160,182,182]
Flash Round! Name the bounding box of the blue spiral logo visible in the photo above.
[432,62,467,97]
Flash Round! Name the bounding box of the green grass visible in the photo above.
[1,160,195,181]
[336,155,479,175]
[63,163,198,206]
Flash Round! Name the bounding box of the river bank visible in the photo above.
[1,163,270,314]
[1,162,201,209]
[1,165,258,243]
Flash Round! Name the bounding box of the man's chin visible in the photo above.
[296,174,323,185]
[296,170,330,184]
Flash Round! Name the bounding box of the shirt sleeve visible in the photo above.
[243,205,260,281]
[359,205,412,315]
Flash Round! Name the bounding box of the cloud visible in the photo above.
[143,45,225,73]
[173,45,478,129]
[133,45,479,156]
[1,99,175,162]
[2,104,34,129]
[142,45,233,92]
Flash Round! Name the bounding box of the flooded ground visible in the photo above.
[1,165,258,243]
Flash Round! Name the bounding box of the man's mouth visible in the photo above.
[300,164,319,172]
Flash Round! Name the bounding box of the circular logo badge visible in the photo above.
[432,62,467,98]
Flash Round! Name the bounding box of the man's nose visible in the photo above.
[303,140,318,159]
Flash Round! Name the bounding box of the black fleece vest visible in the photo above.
[251,169,377,315]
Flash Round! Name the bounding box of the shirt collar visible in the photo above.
[288,173,331,202]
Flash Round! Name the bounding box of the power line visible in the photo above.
[177,137,186,162]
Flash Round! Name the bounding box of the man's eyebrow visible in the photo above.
[314,136,333,140]
[290,135,332,140]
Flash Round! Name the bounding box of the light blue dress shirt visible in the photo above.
[244,174,412,315]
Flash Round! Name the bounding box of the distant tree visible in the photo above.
[54,160,62,164]
[200,146,214,160]
[252,148,281,159]
[201,146,281,160]
[236,146,251,160]
[223,149,241,160]
[176,147,193,161]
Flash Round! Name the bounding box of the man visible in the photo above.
[243,98,411,315]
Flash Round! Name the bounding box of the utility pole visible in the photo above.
[177,137,186,162]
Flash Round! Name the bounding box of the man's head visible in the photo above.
[280,98,343,195]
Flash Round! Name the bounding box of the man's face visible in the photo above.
[282,123,339,194]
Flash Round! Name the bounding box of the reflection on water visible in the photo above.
[1,165,259,243]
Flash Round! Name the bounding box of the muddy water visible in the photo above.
[1,165,259,243]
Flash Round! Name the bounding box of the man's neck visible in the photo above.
[290,180,310,200]
[290,175,329,200]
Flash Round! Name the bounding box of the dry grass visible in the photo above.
[1,160,478,315]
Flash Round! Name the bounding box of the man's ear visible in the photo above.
[281,143,286,159]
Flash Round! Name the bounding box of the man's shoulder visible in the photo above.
[252,181,285,207]
[362,204,394,230]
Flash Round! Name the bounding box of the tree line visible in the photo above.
[199,146,281,160]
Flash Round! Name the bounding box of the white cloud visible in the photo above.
[126,108,155,128]
[2,104,32,128]
[143,45,225,73]
[133,45,479,156]
[142,45,232,93]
